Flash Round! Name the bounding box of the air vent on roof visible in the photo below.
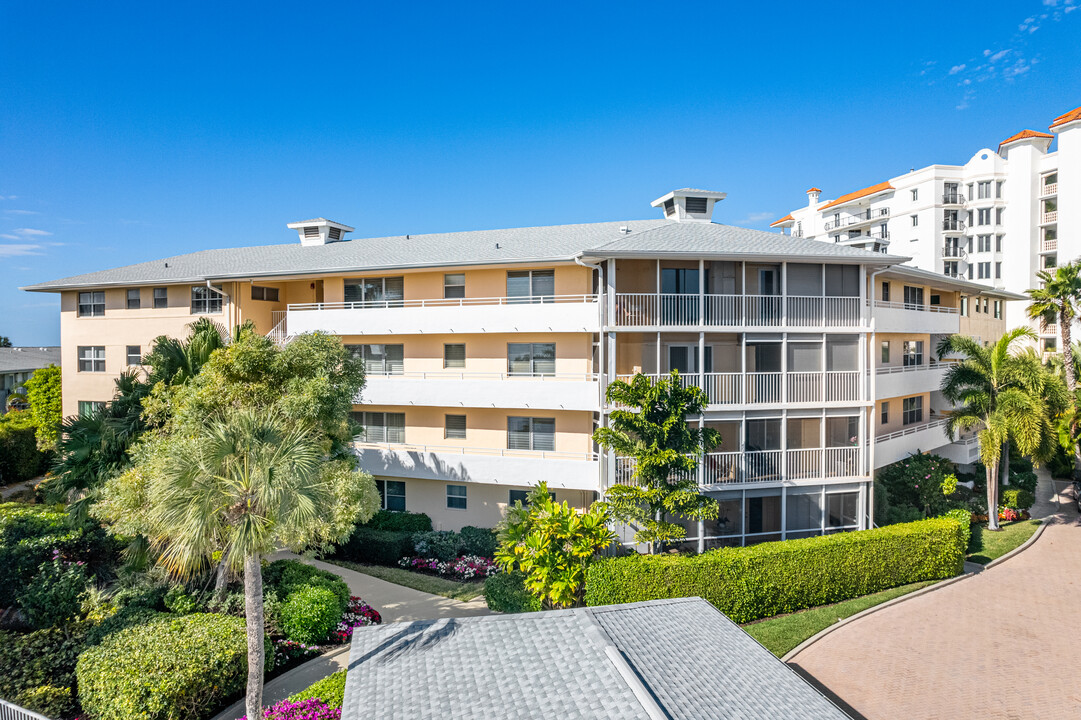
[303,226,319,238]
[685,197,708,214]
[328,227,342,241]
[651,189,726,223]
[287,218,356,246]
[663,199,675,217]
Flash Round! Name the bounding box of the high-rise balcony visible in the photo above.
[1042,211,1059,225]
[823,207,890,232]
[1041,183,1058,197]
[875,362,948,398]
[1040,238,1058,253]
[868,299,960,334]
[286,294,601,336]
[874,419,949,467]
[354,442,600,491]
[614,370,861,407]
[611,294,861,329]
[361,371,600,412]
[613,446,862,488]
[942,193,966,206]
[942,218,966,232]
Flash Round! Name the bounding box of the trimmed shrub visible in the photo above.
[0,625,88,718]
[288,669,347,708]
[459,526,498,558]
[412,530,460,562]
[363,510,432,532]
[0,410,45,483]
[15,683,76,719]
[264,559,349,609]
[585,517,966,623]
[18,555,90,629]
[483,571,542,613]
[1001,488,1035,511]
[942,508,973,551]
[334,527,415,566]
[76,612,270,720]
[1009,471,1038,495]
[163,585,198,614]
[280,586,341,644]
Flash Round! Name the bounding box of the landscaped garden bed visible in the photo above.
[966,519,1042,565]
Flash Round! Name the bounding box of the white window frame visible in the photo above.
[444,273,465,299]
[78,346,106,372]
[126,345,142,366]
[190,285,223,314]
[78,291,105,317]
[446,484,467,510]
[507,416,555,451]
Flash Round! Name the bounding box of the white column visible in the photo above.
[781,261,788,327]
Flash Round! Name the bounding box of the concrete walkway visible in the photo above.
[789,469,1081,720]
[211,552,490,719]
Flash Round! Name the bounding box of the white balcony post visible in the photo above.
[781,261,788,326]
[781,332,788,403]
[740,262,747,327]
[780,408,787,485]
[819,409,826,479]
[780,485,787,541]
[699,259,705,329]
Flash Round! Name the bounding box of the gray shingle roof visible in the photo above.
[340,598,850,720]
[22,219,905,292]
[0,347,61,374]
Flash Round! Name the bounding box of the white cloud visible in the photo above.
[0,234,19,240]
[949,64,966,74]
[4,209,38,215]
[12,227,52,236]
[739,212,775,225]
[0,243,43,257]
[0,195,17,201]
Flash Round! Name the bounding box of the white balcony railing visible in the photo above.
[1042,183,1058,197]
[1043,211,1059,224]
[875,418,948,443]
[1041,238,1058,253]
[869,300,958,314]
[361,372,600,411]
[354,440,595,461]
[292,294,598,311]
[614,370,860,405]
[615,447,863,487]
[611,294,860,328]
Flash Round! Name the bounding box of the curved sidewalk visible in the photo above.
[211,552,490,719]
[789,471,1081,720]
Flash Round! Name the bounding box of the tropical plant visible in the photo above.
[139,408,376,719]
[494,482,614,609]
[23,364,62,451]
[592,372,719,552]
[0,335,11,347]
[938,328,1066,530]
[1027,262,1081,478]
[142,316,229,387]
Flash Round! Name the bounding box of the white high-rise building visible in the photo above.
[773,104,1081,350]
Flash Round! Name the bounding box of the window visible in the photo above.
[445,414,467,439]
[996,235,1003,252]
[507,416,555,451]
[930,294,940,306]
[508,343,555,376]
[977,262,991,279]
[967,265,973,280]
[911,214,918,227]
[444,343,465,369]
[126,288,140,309]
[191,285,223,314]
[960,297,969,315]
[943,261,958,277]
[443,273,465,299]
[78,400,105,417]
[977,235,991,252]
[447,484,467,510]
[126,345,141,365]
[353,411,405,444]
[978,180,991,199]
[881,282,890,302]
[345,344,404,375]
[77,346,105,372]
[881,402,889,425]
[996,208,1004,225]
[974,297,981,313]
[78,291,105,317]
[153,287,168,309]
[983,298,989,314]
[903,340,923,367]
[343,277,404,306]
[902,396,923,425]
[506,269,555,301]
[902,285,924,309]
[977,208,991,226]
[967,183,973,201]
[881,341,889,364]
[994,300,1002,319]
[376,480,406,512]
[663,198,675,217]
[251,286,280,302]
[911,188,918,201]
[685,196,708,214]
[996,180,1004,199]
[826,492,859,530]
[509,489,555,506]
[995,262,1002,279]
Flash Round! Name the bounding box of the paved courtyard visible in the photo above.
[790,474,1081,719]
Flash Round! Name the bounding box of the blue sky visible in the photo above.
[2,0,1079,345]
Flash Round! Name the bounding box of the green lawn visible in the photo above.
[326,559,485,602]
[966,519,1042,565]
[742,580,937,657]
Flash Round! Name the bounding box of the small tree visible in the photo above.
[23,364,62,451]
[593,372,719,553]
[0,336,11,347]
[495,483,614,609]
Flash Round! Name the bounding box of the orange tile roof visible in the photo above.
[819,181,894,211]
[998,129,1054,151]
[1050,105,1081,129]
[769,213,794,227]
[807,187,822,193]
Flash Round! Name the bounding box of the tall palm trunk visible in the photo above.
[243,552,265,720]
[1000,441,1010,487]
[986,461,1001,531]
[1061,313,1081,482]
[212,553,230,605]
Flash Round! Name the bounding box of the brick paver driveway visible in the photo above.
[789,474,1081,720]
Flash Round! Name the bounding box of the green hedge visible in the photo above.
[483,571,542,613]
[0,625,88,719]
[0,410,45,483]
[76,613,271,720]
[585,517,966,623]
[280,586,341,644]
[288,669,346,708]
[334,527,415,566]
[363,510,432,532]
[264,559,349,609]
[1001,488,1035,511]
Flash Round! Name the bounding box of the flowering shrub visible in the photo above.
[259,697,341,719]
[273,639,322,668]
[18,550,90,629]
[997,507,1029,522]
[398,554,499,581]
[331,596,381,643]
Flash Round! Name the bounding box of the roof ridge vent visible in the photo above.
[650,189,726,223]
[286,218,355,246]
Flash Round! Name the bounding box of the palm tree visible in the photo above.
[938,328,1064,530]
[1028,264,1081,479]
[149,408,328,720]
[144,317,229,386]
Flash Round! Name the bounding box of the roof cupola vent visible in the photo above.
[286,218,355,246]
[650,188,726,223]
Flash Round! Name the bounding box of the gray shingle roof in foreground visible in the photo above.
[0,347,61,374]
[22,219,906,291]
[341,597,851,720]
